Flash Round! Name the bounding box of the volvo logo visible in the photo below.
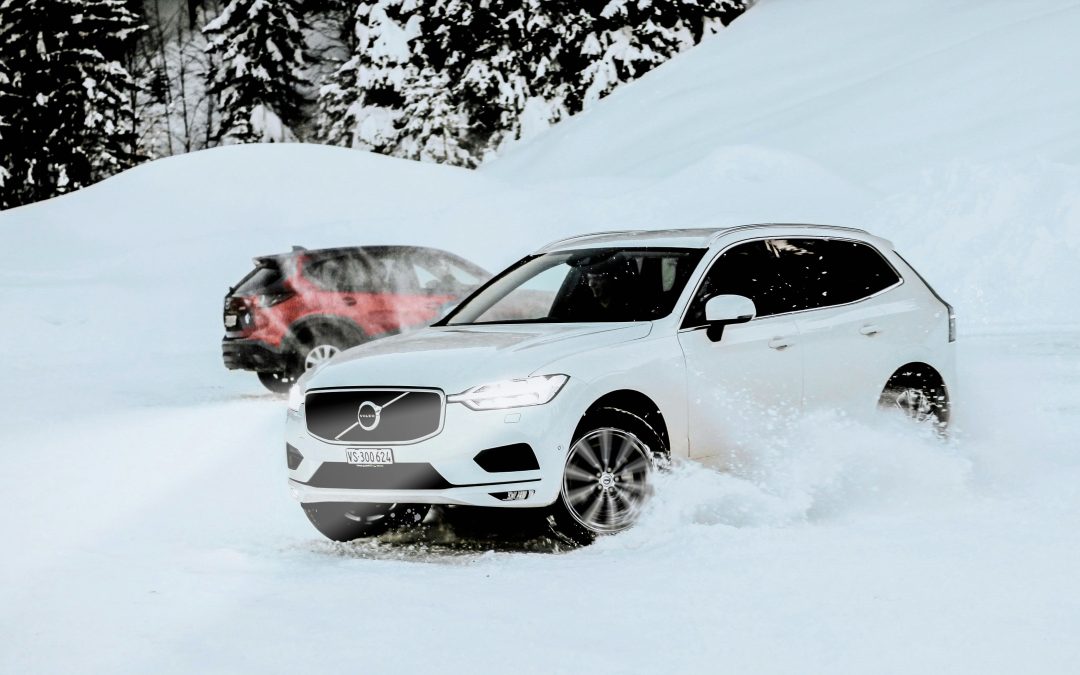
[334,391,411,440]
[357,400,381,430]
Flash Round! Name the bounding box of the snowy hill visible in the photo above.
[489,0,1080,327]
[3,1,1080,673]
[494,0,1080,183]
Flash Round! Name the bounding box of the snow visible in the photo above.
[3,0,1080,672]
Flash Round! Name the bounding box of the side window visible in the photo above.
[410,252,485,294]
[303,256,376,293]
[682,237,899,327]
[683,240,801,327]
[784,239,900,309]
[380,256,421,294]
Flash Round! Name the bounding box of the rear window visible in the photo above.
[233,262,284,295]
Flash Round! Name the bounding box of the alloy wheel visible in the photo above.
[304,344,340,371]
[561,427,653,534]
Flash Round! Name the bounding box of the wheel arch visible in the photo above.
[882,361,947,394]
[880,361,951,424]
[574,389,671,455]
[285,313,366,350]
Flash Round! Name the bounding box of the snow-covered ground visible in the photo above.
[3,0,1080,672]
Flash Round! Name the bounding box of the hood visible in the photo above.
[304,322,652,393]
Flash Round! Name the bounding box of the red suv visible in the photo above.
[222,245,489,392]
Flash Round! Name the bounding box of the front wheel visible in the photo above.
[302,502,430,542]
[548,409,664,544]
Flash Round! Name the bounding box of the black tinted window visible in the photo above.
[684,241,800,325]
[684,238,900,326]
[303,255,376,292]
[234,262,284,294]
[786,239,900,308]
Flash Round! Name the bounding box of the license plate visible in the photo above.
[224,314,238,328]
[345,448,394,466]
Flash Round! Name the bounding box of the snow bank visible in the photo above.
[873,159,1080,329]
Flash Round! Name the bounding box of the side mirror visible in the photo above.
[704,295,756,342]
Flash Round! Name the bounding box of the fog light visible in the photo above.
[491,490,535,502]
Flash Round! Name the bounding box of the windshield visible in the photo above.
[443,247,705,325]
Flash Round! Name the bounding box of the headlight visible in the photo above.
[448,374,568,411]
[287,385,304,412]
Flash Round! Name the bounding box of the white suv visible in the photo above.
[284,225,956,542]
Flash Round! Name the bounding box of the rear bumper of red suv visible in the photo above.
[222,337,288,372]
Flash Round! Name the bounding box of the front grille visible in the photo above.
[305,388,444,444]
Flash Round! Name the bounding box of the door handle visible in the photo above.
[859,324,881,336]
[768,337,792,350]
[343,297,358,306]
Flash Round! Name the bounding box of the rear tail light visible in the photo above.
[946,303,956,342]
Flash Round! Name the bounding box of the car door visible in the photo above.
[784,238,911,416]
[677,239,805,464]
[302,254,368,315]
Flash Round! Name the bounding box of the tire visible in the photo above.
[548,408,666,544]
[878,373,950,434]
[302,502,430,542]
[257,370,297,394]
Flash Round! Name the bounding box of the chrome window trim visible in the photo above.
[678,235,905,331]
[304,386,446,446]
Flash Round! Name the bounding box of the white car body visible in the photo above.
[285,224,956,521]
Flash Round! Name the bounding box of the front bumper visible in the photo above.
[285,388,582,509]
[222,337,286,372]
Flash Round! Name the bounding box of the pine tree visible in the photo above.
[575,0,746,108]
[394,67,470,165]
[417,0,532,162]
[203,0,310,144]
[0,0,144,210]
[516,0,590,137]
[315,0,426,153]
[316,0,749,167]
[0,57,12,196]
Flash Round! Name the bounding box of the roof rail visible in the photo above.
[539,230,646,251]
[706,223,870,246]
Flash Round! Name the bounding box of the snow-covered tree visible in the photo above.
[0,0,144,210]
[203,0,310,144]
[415,0,532,162]
[575,0,744,108]
[394,67,470,164]
[317,0,747,168]
[315,0,426,153]
[132,0,224,158]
